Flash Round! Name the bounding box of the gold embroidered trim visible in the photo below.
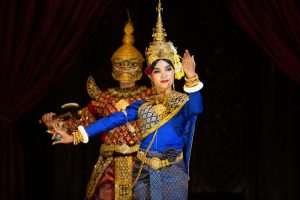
[85,156,114,199]
[140,96,188,139]
[115,156,133,200]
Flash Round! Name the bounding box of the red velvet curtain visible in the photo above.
[0,1,108,199]
[226,0,300,84]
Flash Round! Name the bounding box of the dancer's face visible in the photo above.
[148,60,174,93]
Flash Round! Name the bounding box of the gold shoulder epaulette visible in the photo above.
[87,76,102,99]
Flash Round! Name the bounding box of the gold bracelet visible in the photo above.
[72,131,83,145]
[184,73,199,82]
[184,73,200,88]
[185,79,200,87]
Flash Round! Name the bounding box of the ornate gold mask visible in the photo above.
[111,19,144,82]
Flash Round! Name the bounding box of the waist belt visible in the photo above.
[100,143,140,155]
[137,151,183,170]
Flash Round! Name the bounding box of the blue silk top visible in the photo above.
[84,91,202,153]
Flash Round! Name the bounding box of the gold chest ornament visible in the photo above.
[151,93,168,120]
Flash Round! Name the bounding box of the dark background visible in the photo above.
[5,0,299,199]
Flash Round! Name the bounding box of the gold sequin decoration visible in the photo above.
[115,156,133,200]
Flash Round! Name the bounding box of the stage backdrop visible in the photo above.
[1,0,298,200]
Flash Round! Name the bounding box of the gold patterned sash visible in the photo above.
[138,91,189,139]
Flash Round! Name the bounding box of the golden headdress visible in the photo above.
[111,13,144,82]
[145,0,184,80]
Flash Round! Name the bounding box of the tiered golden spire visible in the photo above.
[152,0,167,42]
[145,0,184,79]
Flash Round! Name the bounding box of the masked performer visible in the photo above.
[51,1,203,199]
[42,18,152,200]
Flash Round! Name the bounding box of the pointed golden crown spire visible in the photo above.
[145,0,184,79]
[122,10,134,46]
[111,11,144,82]
[112,11,143,60]
[152,0,167,42]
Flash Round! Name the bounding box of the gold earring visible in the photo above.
[151,81,157,93]
[172,83,175,91]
